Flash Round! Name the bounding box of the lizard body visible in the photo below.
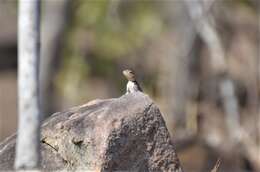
[122,69,143,94]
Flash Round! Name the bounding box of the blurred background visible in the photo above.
[0,0,259,171]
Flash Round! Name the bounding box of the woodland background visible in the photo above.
[0,0,259,171]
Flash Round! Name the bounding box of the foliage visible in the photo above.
[57,0,165,101]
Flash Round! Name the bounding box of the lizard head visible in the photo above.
[122,69,136,81]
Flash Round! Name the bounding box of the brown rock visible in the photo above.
[0,92,182,171]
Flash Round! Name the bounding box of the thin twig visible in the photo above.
[210,158,221,172]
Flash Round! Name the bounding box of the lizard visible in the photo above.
[122,69,143,94]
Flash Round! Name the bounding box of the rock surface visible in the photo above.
[0,92,182,171]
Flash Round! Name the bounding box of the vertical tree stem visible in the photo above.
[15,0,41,169]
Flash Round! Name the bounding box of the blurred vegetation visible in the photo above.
[57,0,166,105]
[52,1,260,171]
[0,0,259,171]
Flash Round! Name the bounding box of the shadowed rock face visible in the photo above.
[0,92,182,172]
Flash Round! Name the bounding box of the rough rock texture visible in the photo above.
[0,92,182,171]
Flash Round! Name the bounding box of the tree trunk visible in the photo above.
[40,0,68,117]
[15,0,41,169]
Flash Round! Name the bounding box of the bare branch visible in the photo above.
[183,0,240,138]
[184,0,260,170]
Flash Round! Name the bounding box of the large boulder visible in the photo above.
[0,92,182,171]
